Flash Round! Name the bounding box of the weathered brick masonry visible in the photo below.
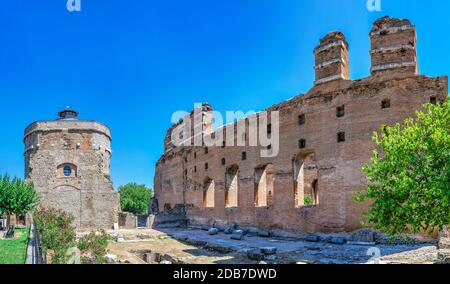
[154,17,448,233]
[24,110,119,229]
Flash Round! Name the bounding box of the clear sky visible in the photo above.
[0,0,449,189]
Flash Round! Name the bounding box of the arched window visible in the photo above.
[254,164,274,207]
[63,166,72,177]
[57,163,77,178]
[203,178,215,208]
[225,165,239,208]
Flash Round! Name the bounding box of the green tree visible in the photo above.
[0,174,39,228]
[118,183,153,215]
[355,100,450,235]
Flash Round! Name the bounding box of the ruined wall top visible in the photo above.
[24,110,111,141]
[369,16,417,77]
[159,16,439,158]
[317,31,349,47]
[314,31,350,85]
[370,16,414,34]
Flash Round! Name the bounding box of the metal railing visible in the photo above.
[30,221,46,264]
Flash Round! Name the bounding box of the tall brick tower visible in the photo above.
[370,16,418,77]
[314,31,350,85]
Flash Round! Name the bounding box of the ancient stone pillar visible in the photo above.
[370,16,418,77]
[314,31,349,85]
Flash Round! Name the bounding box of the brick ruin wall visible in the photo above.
[154,17,448,234]
[24,120,119,229]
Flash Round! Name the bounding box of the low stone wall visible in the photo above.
[152,204,187,227]
[118,212,136,229]
[438,226,450,263]
[439,226,450,249]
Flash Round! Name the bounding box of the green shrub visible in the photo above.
[304,195,313,206]
[77,230,110,264]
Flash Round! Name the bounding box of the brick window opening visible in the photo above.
[298,114,305,125]
[430,96,437,105]
[194,152,197,159]
[221,158,226,165]
[194,166,197,173]
[336,105,345,118]
[203,178,215,208]
[311,179,319,205]
[337,132,346,143]
[184,169,187,176]
[294,153,316,207]
[254,164,274,207]
[225,165,239,208]
[205,147,208,154]
[205,163,209,170]
[299,139,306,149]
[242,152,247,161]
[221,141,226,148]
[267,124,272,134]
[381,99,391,109]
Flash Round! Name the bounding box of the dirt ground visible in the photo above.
[106,228,256,264]
[103,227,440,264]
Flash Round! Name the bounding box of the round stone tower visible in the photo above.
[24,109,119,229]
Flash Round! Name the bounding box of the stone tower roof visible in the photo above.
[58,109,79,120]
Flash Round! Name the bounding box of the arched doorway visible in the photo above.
[225,165,239,208]
[254,164,274,207]
[293,152,317,207]
[203,177,215,208]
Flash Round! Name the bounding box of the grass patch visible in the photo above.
[0,228,30,264]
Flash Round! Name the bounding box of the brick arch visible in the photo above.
[203,177,215,209]
[254,163,274,207]
[293,151,317,207]
[225,165,239,208]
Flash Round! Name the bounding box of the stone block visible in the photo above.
[105,254,118,264]
[247,249,264,261]
[258,230,271,238]
[224,223,238,234]
[264,255,277,261]
[231,230,244,240]
[306,235,320,242]
[208,228,219,235]
[205,244,234,254]
[160,260,172,264]
[260,247,277,255]
[245,227,260,236]
[329,236,347,245]
[349,229,375,243]
[144,252,159,263]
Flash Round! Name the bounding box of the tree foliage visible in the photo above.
[118,183,153,215]
[356,100,450,235]
[0,174,39,225]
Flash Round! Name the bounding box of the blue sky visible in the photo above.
[0,0,449,189]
